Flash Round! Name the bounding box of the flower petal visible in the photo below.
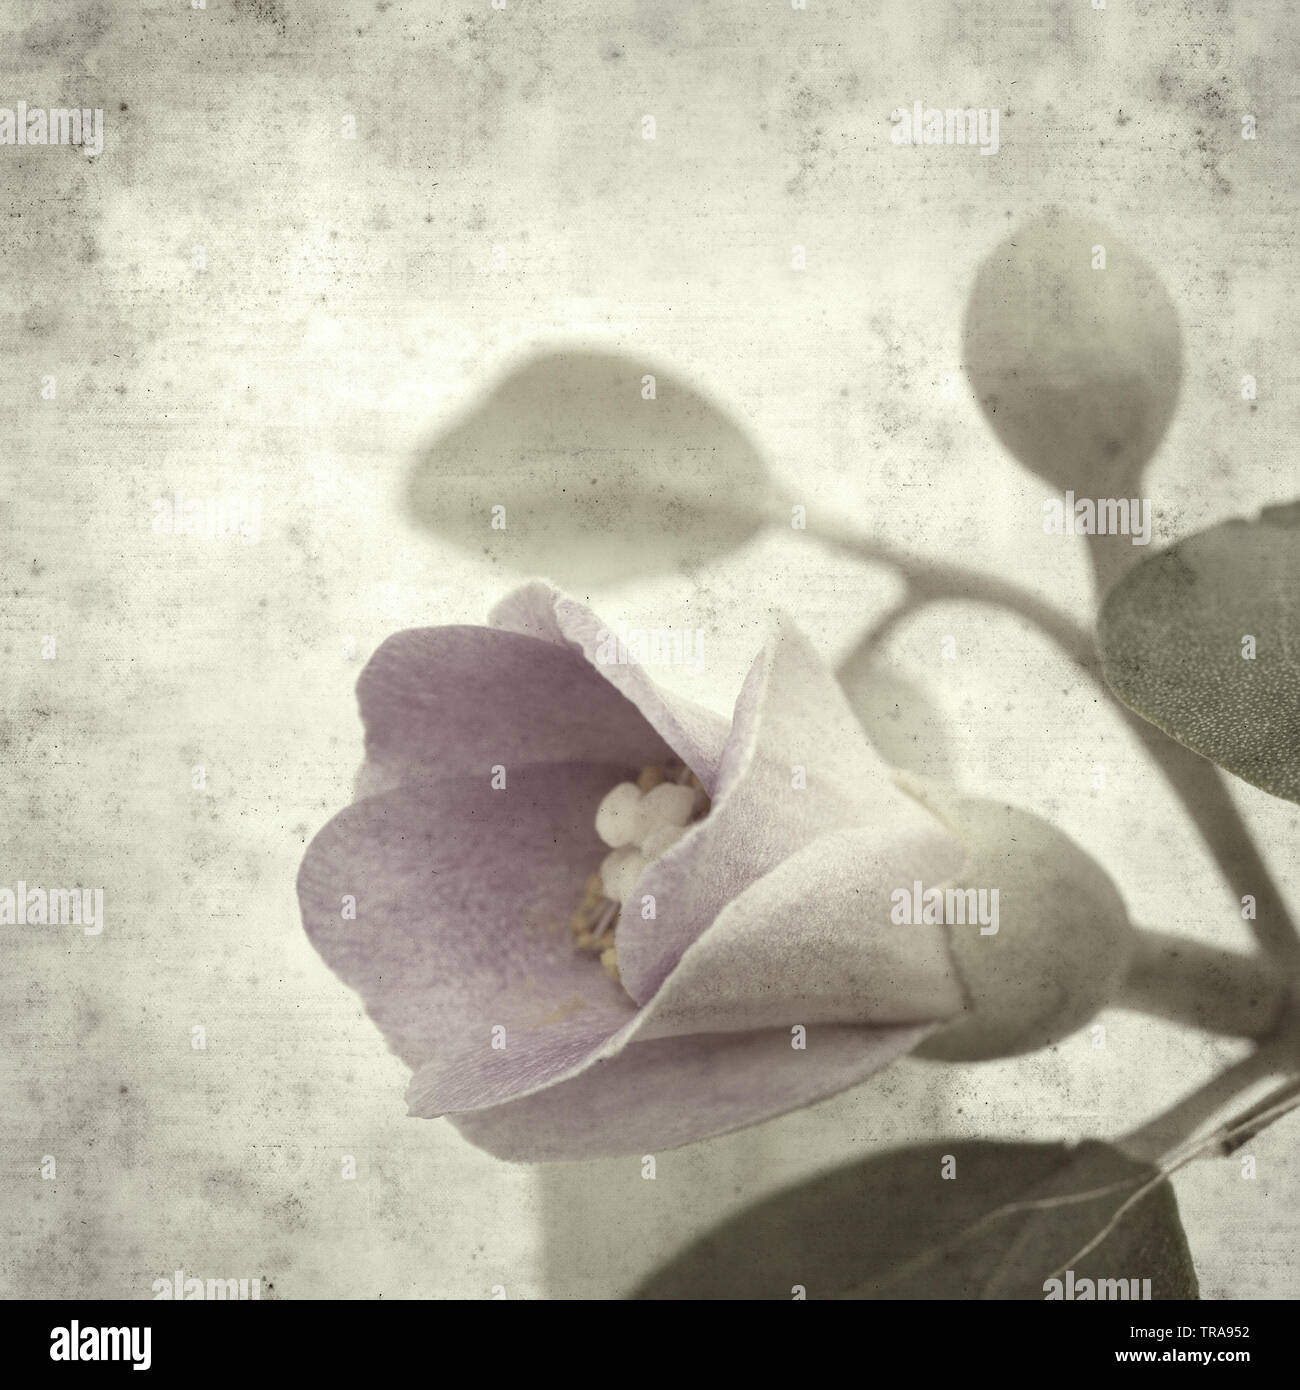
[490,581,731,793]
[446,1023,934,1162]
[358,624,675,787]
[405,824,962,1120]
[297,771,637,1072]
[405,1010,638,1116]
[617,614,957,1002]
[632,825,966,1040]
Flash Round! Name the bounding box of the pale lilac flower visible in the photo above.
[298,582,965,1161]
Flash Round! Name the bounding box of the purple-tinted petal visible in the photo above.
[405,820,962,1118]
[618,615,957,1002]
[405,1010,636,1116]
[446,1023,934,1162]
[490,581,731,794]
[358,625,674,786]
[297,770,636,1073]
[632,825,965,1040]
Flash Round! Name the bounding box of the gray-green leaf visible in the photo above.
[633,1140,1197,1300]
[1098,503,1300,804]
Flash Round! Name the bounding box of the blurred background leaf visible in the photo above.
[634,1140,1197,1300]
[1098,502,1300,805]
[836,647,957,784]
[406,349,775,588]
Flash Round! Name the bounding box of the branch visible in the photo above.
[789,503,1300,970]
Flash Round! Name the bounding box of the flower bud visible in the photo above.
[963,209,1180,501]
[898,778,1136,1061]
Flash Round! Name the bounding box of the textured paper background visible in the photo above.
[2,0,1297,1298]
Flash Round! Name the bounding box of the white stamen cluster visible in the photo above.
[595,780,699,901]
[570,762,710,984]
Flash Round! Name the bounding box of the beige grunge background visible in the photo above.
[2,0,1297,1298]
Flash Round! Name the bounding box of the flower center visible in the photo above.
[570,760,710,982]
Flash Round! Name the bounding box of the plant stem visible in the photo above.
[1124,736,1300,970]
[1081,542,1300,973]
[1117,929,1290,1040]
[1115,1044,1295,1165]
[781,499,1300,971]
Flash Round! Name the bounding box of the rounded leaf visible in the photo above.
[635,1140,1197,1300]
[406,350,773,587]
[1098,502,1300,804]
